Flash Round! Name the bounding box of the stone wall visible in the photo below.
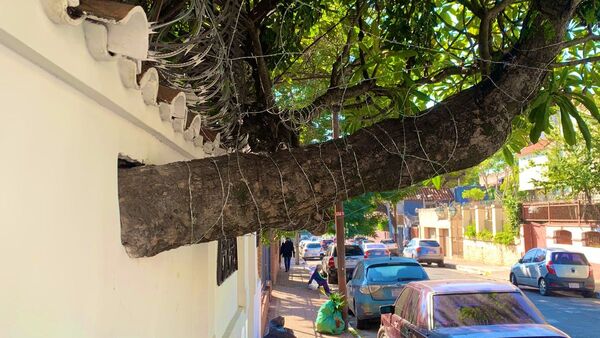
[463,239,521,266]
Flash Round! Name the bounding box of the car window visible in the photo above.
[381,240,394,244]
[394,288,411,316]
[345,245,364,256]
[353,263,364,280]
[366,263,428,282]
[552,252,589,265]
[401,288,420,325]
[307,243,321,249]
[432,292,544,328]
[419,240,440,247]
[534,249,546,263]
[522,249,538,263]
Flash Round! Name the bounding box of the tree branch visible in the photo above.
[560,34,600,49]
[118,0,582,257]
[249,0,278,23]
[551,55,600,68]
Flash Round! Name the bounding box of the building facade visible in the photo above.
[0,2,261,337]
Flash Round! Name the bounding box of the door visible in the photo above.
[398,288,423,338]
[516,249,537,286]
[527,249,546,284]
[439,229,449,257]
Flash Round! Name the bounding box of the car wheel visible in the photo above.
[583,291,595,298]
[438,261,445,268]
[377,327,388,338]
[356,318,368,329]
[539,278,551,296]
[328,273,337,284]
[510,273,519,287]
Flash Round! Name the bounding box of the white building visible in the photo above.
[0,1,261,337]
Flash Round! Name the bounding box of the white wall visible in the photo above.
[518,153,548,191]
[545,226,600,265]
[0,4,259,337]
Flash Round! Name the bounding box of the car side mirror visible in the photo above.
[518,258,523,264]
[380,305,394,314]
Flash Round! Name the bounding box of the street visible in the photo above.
[305,260,600,338]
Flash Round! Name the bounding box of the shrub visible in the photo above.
[462,187,486,201]
[493,231,515,245]
[476,229,493,242]
[464,224,477,239]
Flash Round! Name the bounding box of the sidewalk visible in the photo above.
[267,261,358,338]
[444,257,511,281]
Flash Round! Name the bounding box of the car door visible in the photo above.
[387,288,411,338]
[347,263,364,310]
[528,249,546,283]
[398,288,425,338]
[520,249,538,286]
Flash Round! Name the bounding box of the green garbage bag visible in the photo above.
[315,300,345,335]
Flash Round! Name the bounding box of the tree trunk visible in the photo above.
[118,0,581,257]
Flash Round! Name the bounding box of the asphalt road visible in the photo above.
[339,264,600,338]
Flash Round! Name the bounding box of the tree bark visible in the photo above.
[118,0,581,257]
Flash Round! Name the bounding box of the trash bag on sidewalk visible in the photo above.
[264,316,296,338]
[315,299,345,335]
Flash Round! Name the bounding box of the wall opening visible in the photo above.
[554,230,573,245]
[582,231,600,247]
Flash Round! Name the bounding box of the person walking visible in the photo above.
[280,238,295,272]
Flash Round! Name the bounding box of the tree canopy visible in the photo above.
[117,0,600,257]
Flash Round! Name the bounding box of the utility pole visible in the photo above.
[332,108,348,325]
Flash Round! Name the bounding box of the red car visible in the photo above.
[377,280,569,338]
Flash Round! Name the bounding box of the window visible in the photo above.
[352,263,364,280]
[306,243,321,249]
[419,240,440,247]
[551,252,589,265]
[534,249,546,263]
[366,263,428,283]
[394,288,411,316]
[554,230,572,245]
[432,292,544,328]
[521,249,538,263]
[401,288,420,325]
[583,232,600,248]
[217,237,238,286]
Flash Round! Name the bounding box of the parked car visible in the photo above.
[380,239,399,256]
[378,280,570,338]
[510,248,596,297]
[321,244,364,284]
[347,257,429,329]
[300,241,322,260]
[363,243,390,259]
[402,238,444,267]
[320,239,334,251]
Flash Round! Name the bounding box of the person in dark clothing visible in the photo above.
[308,265,331,295]
[279,238,295,272]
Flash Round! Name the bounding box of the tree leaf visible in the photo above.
[571,92,600,124]
[502,146,515,166]
[556,97,577,146]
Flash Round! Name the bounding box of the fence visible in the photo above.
[522,201,600,225]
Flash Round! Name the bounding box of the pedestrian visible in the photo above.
[280,238,295,272]
[308,265,331,295]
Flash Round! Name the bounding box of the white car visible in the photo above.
[301,241,322,260]
[362,242,390,259]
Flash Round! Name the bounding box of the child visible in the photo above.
[308,265,331,295]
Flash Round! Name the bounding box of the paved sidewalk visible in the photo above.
[444,257,511,281]
[267,260,358,338]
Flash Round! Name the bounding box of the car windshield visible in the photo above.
[433,292,544,329]
[381,240,395,244]
[551,252,588,265]
[338,245,363,256]
[307,243,321,248]
[419,240,440,247]
[366,263,427,282]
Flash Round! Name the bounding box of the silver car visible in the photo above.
[403,238,444,267]
[510,248,596,297]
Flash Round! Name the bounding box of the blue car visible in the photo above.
[346,257,429,329]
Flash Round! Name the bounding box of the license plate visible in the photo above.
[568,283,579,289]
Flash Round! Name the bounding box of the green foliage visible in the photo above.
[464,224,477,239]
[493,231,516,246]
[537,124,600,203]
[327,292,346,312]
[462,188,486,201]
[476,229,493,242]
[502,193,522,236]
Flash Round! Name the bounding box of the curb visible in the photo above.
[444,262,495,277]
